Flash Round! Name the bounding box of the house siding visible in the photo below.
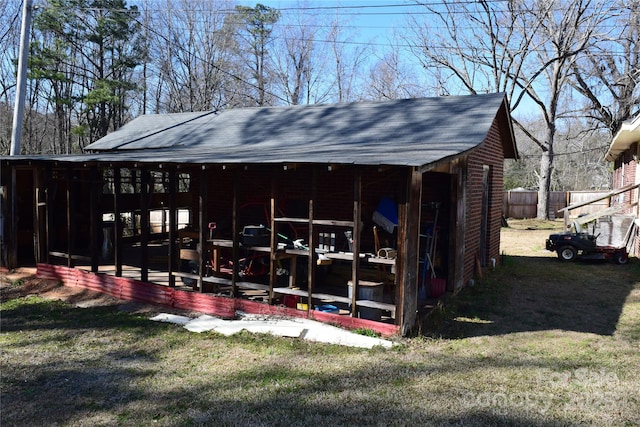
[612,144,638,212]
[611,142,639,255]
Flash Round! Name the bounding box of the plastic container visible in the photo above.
[315,304,339,313]
[347,281,384,320]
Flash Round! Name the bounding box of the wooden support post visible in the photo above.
[398,167,422,335]
[44,164,52,264]
[33,167,43,264]
[114,167,123,277]
[65,166,73,268]
[350,169,361,315]
[8,165,17,268]
[231,170,240,295]
[89,165,100,273]
[454,159,467,290]
[269,173,278,304]
[198,167,208,292]
[140,167,150,283]
[307,167,318,313]
[168,168,177,287]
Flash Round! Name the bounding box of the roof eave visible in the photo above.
[604,116,640,162]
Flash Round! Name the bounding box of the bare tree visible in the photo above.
[146,0,236,113]
[272,5,331,105]
[326,18,369,103]
[569,0,640,134]
[365,42,425,101]
[408,0,611,219]
[0,0,21,154]
[520,0,609,218]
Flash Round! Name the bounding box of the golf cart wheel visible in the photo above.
[614,252,628,265]
[557,246,577,262]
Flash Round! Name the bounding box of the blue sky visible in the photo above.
[235,0,418,45]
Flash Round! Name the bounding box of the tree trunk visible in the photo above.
[537,139,554,220]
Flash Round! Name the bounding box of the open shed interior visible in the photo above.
[5,162,455,325]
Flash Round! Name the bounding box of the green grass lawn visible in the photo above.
[2,227,639,426]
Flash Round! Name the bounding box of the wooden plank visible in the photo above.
[7,165,17,268]
[140,168,150,283]
[202,275,233,286]
[400,167,422,336]
[231,170,240,295]
[48,251,91,262]
[272,287,309,297]
[44,164,52,264]
[66,166,73,268]
[269,174,277,304]
[559,182,640,213]
[310,292,351,304]
[574,204,635,226]
[89,165,100,273]
[307,168,317,314]
[356,299,396,315]
[236,281,270,291]
[454,158,466,291]
[274,217,354,227]
[351,169,361,313]
[272,288,352,305]
[198,167,208,292]
[114,167,123,277]
[313,219,355,227]
[274,217,308,223]
[168,168,177,287]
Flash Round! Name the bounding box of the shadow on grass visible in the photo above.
[2,284,639,425]
[0,330,617,426]
[425,255,640,339]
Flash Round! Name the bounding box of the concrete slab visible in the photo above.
[150,312,394,349]
[150,313,192,326]
[182,314,226,332]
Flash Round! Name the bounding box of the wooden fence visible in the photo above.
[503,190,610,219]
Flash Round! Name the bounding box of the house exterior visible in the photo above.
[604,114,640,254]
[1,93,517,335]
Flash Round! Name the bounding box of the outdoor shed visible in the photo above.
[604,114,640,254]
[1,93,517,336]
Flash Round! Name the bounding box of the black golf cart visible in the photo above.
[545,230,629,264]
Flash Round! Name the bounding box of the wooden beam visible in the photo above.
[453,159,467,290]
[89,165,100,273]
[231,170,240,295]
[65,166,73,268]
[140,167,150,283]
[33,167,44,263]
[44,164,52,264]
[8,165,17,268]
[558,182,640,213]
[307,167,318,314]
[114,167,123,277]
[269,173,278,304]
[198,167,208,292]
[168,168,177,287]
[350,169,362,315]
[399,167,422,336]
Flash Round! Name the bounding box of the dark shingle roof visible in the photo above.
[7,93,516,167]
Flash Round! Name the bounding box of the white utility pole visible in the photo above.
[10,0,34,156]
